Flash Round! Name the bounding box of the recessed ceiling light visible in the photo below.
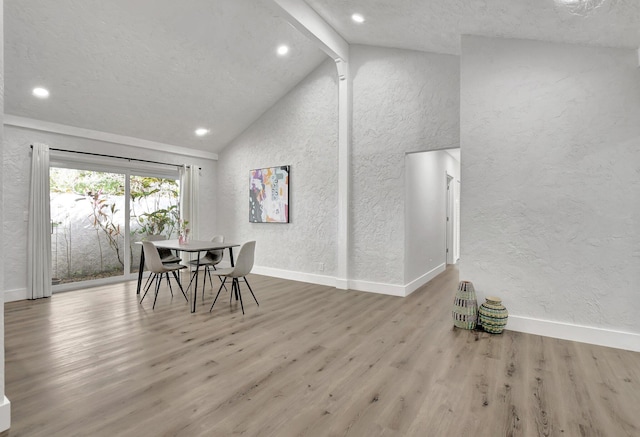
[32,87,50,98]
[195,128,209,136]
[277,45,289,56]
[351,13,365,23]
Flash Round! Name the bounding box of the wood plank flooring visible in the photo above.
[2,267,639,436]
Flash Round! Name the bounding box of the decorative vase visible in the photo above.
[452,281,478,330]
[478,297,508,334]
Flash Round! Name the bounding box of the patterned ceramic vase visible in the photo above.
[478,297,508,334]
[452,281,477,330]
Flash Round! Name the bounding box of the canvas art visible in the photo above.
[249,166,289,223]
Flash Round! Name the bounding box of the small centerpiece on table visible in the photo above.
[178,219,190,244]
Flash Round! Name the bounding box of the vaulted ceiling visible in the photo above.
[5,0,640,154]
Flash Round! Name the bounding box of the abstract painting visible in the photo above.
[249,165,289,223]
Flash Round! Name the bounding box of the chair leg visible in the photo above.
[229,278,241,302]
[235,278,245,315]
[243,277,259,306]
[142,272,154,292]
[142,271,186,308]
[206,266,212,287]
[140,273,157,304]
[166,273,174,297]
[172,271,188,302]
[202,266,209,301]
[152,275,162,310]
[209,278,227,312]
[211,266,228,290]
[187,268,198,290]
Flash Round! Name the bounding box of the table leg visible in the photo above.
[192,253,201,313]
[136,248,145,295]
[228,247,238,300]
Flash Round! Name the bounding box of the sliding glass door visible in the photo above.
[50,168,126,284]
[50,167,179,286]
[129,175,181,273]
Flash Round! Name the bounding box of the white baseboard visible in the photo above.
[0,396,11,432]
[250,265,336,287]
[250,264,406,296]
[349,263,445,297]
[404,263,446,296]
[507,315,640,353]
[5,288,26,303]
[334,277,349,290]
[347,278,405,296]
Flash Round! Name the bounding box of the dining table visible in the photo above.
[136,239,240,313]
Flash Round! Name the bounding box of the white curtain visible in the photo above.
[27,143,52,299]
[179,164,200,240]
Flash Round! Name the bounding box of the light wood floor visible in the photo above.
[2,267,639,436]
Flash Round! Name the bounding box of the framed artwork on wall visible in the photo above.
[249,165,290,223]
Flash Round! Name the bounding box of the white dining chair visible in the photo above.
[187,235,226,300]
[209,241,258,314]
[141,234,182,291]
[144,234,182,263]
[140,241,188,309]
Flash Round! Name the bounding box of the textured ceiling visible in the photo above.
[307,0,640,55]
[5,0,640,154]
[5,0,327,153]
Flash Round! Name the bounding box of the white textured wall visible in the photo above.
[2,125,218,294]
[217,60,338,275]
[351,45,459,285]
[405,150,460,283]
[460,36,640,334]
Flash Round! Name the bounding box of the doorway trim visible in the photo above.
[446,174,454,264]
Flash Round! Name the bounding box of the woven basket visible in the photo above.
[479,297,508,334]
[452,281,477,330]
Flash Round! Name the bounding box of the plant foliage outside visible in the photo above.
[50,169,180,284]
[131,177,180,237]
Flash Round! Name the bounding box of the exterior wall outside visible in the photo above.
[350,45,460,285]
[2,125,218,297]
[217,59,338,276]
[405,150,460,284]
[460,36,640,335]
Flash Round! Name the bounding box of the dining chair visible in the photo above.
[141,235,182,291]
[145,234,182,263]
[187,235,227,300]
[209,240,258,315]
[140,241,188,309]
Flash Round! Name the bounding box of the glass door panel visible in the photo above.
[129,176,180,273]
[50,168,126,284]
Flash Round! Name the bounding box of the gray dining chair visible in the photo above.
[145,234,181,263]
[140,241,188,309]
[141,235,182,291]
[209,240,257,314]
[188,235,226,300]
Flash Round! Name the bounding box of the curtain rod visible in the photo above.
[30,145,201,170]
